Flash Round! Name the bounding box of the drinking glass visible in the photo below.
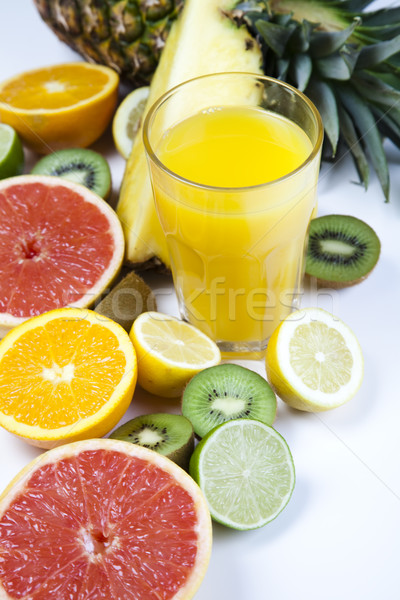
[143,72,323,356]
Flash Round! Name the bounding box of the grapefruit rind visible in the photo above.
[0,308,137,448]
[0,175,125,337]
[0,438,212,600]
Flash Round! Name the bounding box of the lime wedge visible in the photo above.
[112,86,150,159]
[189,419,295,530]
[0,124,24,179]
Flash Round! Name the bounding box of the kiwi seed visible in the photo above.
[306,214,381,287]
[31,148,111,199]
[95,270,157,332]
[182,363,277,438]
[110,413,194,470]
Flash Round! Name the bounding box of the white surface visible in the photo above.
[1,3,400,599]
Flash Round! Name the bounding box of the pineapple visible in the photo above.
[34,0,400,265]
[33,0,183,86]
[117,0,263,267]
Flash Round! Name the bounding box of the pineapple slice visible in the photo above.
[117,0,263,268]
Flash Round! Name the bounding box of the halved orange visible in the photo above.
[0,308,137,448]
[0,63,119,154]
[0,438,212,599]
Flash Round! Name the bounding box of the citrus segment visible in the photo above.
[0,308,137,447]
[0,63,119,153]
[0,124,24,179]
[0,439,212,599]
[189,419,295,530]
[266,307,364,411]
[113,86,150,159]
[0,175,124,335]
[130,312,221,397]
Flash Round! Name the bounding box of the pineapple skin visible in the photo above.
[117,0,263,268]
[33,0,183,86]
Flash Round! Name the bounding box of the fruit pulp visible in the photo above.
[0,442,212,599]
[152,105,319,349]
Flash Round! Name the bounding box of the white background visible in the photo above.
[1,2,400,599]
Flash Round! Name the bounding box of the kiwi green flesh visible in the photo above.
[306,215,381,286]
[95,270,157,332]
[109,413,194,470]
[31,148,111,199]
[182,364,277,439]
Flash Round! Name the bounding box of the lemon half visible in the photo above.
[266,307,364,411]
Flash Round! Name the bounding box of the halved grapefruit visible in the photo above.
[0,175,124,336]
[0,439,212,599]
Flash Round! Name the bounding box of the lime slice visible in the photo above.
[112,86,150,159]
[266,307,364,411]
[189,419,295,530]
[0,124,24,179]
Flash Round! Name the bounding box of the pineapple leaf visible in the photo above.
[315,48,359,81]
[255,19,295,57]
[287,20,311,54]
[309,19,360,58]
[291,53,312,91]
[340,0,376,11]
[356,34,400,69]
[359,8,400,28]
[306,80,339,155]
[355,24,400,44]
[338,86,389,200]
[276,57,290,78]
[337,104,370,189]
[372,106,400,148]
[352,73,400,112]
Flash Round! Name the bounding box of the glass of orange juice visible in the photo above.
[143,73,323,356]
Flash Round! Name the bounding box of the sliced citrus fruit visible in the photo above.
[0,175,124,336]
[113,86,150,159]
[130,312,221,398]
[0,307,137,448]
[189,419,295,530]
[0,438,212,598]
[0,124,24,179]
[0,63,119,154]
[266,307,364,411]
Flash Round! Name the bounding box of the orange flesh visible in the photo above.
[0,65,111,110]
[0,318,127,428]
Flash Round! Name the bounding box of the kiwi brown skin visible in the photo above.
[306,214,381,288]
[95,269,157,332]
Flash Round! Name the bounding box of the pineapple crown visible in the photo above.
[233,0,400,200]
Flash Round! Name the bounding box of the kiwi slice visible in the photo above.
[306,214,381,287]
[95,270,157,332]
[182,364,277,438]
[110,413,194,470]
[31,148,111,198]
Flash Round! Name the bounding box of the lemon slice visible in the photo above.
[113,86,150,159]
[266,307,363,411]
[0,124,24,179]
[130,312,221,398]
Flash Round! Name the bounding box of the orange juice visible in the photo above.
[150,104,320,351]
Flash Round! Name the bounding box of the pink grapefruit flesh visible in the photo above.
[0,439,212,599]
[0,175,124,335]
